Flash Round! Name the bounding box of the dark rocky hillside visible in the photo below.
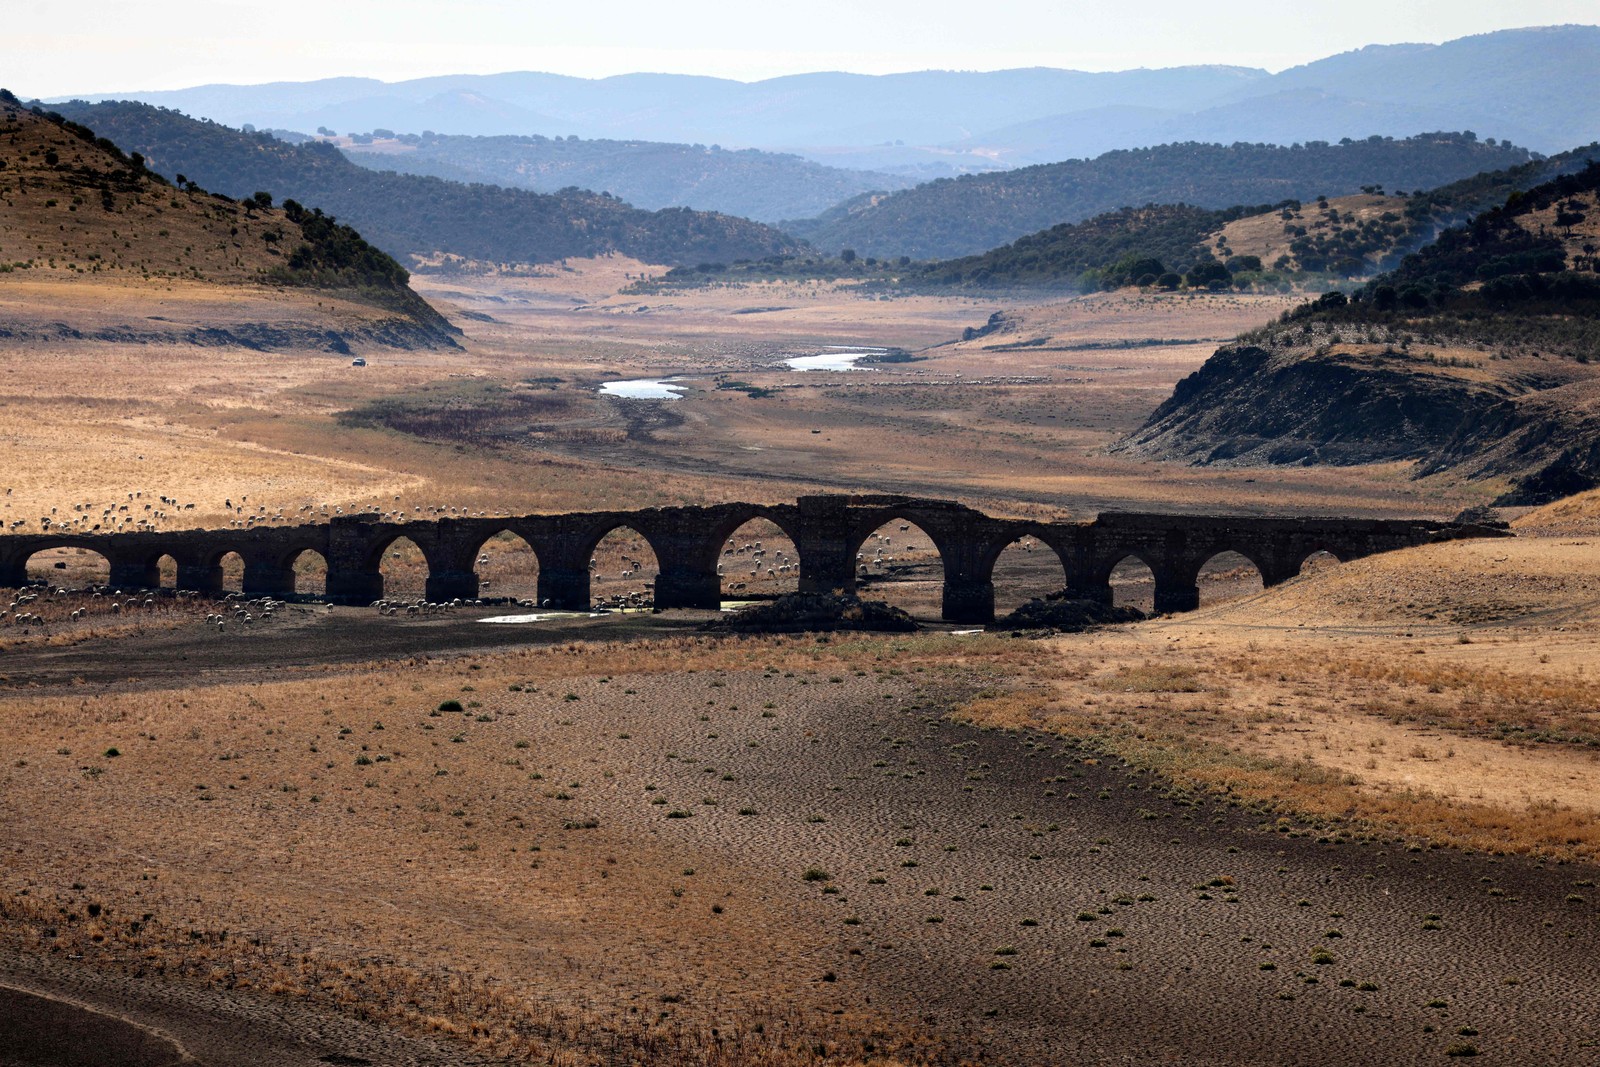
[46,100,801,268]
[1116,164,1600,504]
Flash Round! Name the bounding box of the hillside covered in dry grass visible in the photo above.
[0,92,457,348]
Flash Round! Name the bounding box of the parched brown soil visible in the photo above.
[0,265,1486,543]
[0,621,1596,1065]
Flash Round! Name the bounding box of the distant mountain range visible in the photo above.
[45,100,800,268]
[338,134,913,223]
[51,25,1600,173]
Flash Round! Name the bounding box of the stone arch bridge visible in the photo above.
[0,495,1507,623]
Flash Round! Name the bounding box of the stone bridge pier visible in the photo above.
[325,515,389,605]
[637,512,727,611]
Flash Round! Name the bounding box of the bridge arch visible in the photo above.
[1104,551,1158,613]
[374,535,430,601]
[715,515,801,600]
[850,514,949,620]
[283,547,329,597]
[1192,549,1266,607]
[1088,548,1161,588]
[197,542,252,570]
[845,509,961,569]
[215,550,246,593]
[560,516,664,570]
[470,528,542,603]
[23,544,111,589]
[1299,544,1351,568]
[702,506,803,560]
[585,522,661,611]
[984,532,1072,616]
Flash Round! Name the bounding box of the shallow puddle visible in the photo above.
[598,377,687,399]
[783,347,886,372]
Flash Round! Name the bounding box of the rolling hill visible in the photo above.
[339,133,913,223]
[909,144,1600,290]
[1115,163,1600,504]
[0,92,456,348]
[782,134,1542,260]
[45,100,801,269]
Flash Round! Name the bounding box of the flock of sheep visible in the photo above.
[3,490,198,535]
[0,490,520,538]
[0,585,265,634]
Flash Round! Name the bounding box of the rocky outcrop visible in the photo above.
[1114,341,1600,502]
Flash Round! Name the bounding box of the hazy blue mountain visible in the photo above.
[341,134,914,222]
[60,66,1267,155]
[50,25,1600,188]
[1252,23,1600,144]
[297,91,567,139]
[956,27,1600,165]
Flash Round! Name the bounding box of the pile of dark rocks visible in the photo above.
[991,597,1144,632]
[705,592,919,634]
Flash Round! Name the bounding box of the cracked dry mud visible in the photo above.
[2,632,1596,1065]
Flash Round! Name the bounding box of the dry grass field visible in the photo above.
[2,253,1596,1065]
[0,256,1496,540]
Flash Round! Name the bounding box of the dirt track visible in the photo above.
[0,963,503,1067]
[0,605,707,690]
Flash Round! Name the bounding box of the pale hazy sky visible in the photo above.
[9,0,1597,97]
